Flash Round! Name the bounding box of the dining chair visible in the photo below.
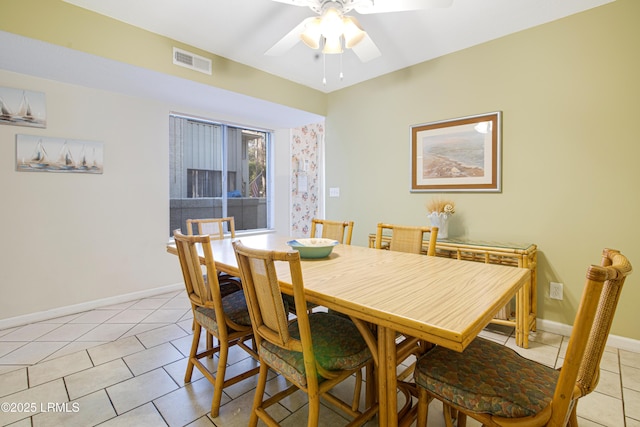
[185,217,242,293]
[413,248,632,427]
[187,216,236,239]
[375,223,438,255]
[310,218,354,244]
[185,218,243,351]
[172,230,260,418]
[232,240,378,427]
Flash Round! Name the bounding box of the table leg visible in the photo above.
[515,288,522,347]
[378,326,398,427]
[514,272,533,349]
[521,280,530,348]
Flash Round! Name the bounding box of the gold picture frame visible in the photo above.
[410,111,501,192]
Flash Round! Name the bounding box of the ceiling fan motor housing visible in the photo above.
[311,0,373,14]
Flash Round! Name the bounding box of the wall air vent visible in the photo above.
[173,47,212,75]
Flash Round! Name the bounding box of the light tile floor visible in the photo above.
[0,290,639,426]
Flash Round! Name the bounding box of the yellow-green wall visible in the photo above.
[0,0,327,116]
[1,0,638,341]
[325,0,640,339]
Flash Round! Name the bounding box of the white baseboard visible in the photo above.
[537,319,640,353]
[0,283,184,331]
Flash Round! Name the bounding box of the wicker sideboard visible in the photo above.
[368,234,537,348]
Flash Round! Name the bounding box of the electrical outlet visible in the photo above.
[329,187,340,197]
[550,282,563,300]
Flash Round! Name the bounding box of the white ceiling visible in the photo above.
[62,0,614,93]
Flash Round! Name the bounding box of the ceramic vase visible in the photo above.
[427,212,450,240]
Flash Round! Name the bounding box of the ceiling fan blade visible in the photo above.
[265,17,314,56]
[354,0,453,14]
[270,0,317,8]
[351,33,381,62]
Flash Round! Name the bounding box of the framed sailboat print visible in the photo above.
[0,86,46,128]
[16,134,104,174]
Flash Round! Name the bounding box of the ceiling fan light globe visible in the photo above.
[342,16,365,48]
[320,7,344,38]
[301,18,322,49]
[322,35,343,54]
[301,35,320,49]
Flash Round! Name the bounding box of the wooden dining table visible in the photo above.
[167,233,530,426]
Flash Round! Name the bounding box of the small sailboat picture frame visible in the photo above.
[16,134,104,174]
[0,86,46,128]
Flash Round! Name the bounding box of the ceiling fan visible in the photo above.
[265,0,454,62]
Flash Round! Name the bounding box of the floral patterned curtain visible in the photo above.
[290,122,323,237]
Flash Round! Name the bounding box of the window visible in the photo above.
[169,114,271,235]
[187,169,219,198]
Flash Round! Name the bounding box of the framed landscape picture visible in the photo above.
[410,111,501,192]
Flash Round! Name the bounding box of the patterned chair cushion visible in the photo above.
[260,312,371,387]
[194,291,251,334]
[414,337,559,418]
[218,273,244,296]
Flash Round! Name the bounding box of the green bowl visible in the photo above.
[286,238,339,259]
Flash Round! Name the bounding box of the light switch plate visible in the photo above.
[329,187,340,197]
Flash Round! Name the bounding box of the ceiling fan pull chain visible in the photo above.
[323,52,327,85]
[339,51,344,80]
